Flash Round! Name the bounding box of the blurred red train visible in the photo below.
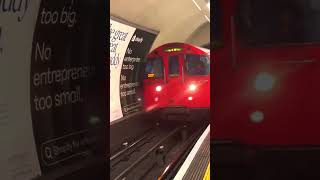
[213,0,320,178]
[143,43,210,121]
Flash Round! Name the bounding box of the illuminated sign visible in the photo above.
[147,73,155,78]
[164,47,183,52]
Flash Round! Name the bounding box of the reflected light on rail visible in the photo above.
[254,72,275,92]
[145,104,158,112]
[156,85,162,92]
[250,111,264,123]
[89,116,100,125]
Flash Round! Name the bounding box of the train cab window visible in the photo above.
[168,56,180,76]
[145,57,163,78]
[185,55,210,76]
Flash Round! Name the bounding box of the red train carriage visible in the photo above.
[213,0,320,178]
[143,43,210,121]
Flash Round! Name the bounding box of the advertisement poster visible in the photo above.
[110,19,136,121]
[0,0,106,179]
[110,17,158,122]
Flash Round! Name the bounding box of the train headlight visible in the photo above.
[254,72,275,92]
[189,84,197,91]
[188,96,193,101]
[155,85,162,92]
[250,111,264,123]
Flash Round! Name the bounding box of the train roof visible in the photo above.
[151,42,210,56]
[197,46,210,55]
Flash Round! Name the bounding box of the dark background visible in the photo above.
[237,0,320,46]
[212,0,223,48]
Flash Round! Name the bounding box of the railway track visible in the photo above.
[110,121,207,180]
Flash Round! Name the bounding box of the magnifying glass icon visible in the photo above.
[45,147,53,160]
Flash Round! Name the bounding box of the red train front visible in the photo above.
[213,0,320,179]
[143,43,210,121]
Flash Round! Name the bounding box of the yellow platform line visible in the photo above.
[203,163,210,180]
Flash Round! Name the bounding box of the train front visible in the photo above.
[143,43,210,121]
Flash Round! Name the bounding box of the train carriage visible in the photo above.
[143,43,210,121]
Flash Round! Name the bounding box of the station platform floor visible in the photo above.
[174,125,210,180]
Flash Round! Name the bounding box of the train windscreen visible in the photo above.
[238,0,320,46]
[185,55,210,76]
[169,56,180,76]
[145,57,164,78]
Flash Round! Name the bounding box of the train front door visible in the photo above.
[165,54,184,106]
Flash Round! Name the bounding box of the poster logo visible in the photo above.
[131,34,144,43]
[0,0,30,22]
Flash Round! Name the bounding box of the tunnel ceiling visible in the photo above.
[110,0,210,50]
